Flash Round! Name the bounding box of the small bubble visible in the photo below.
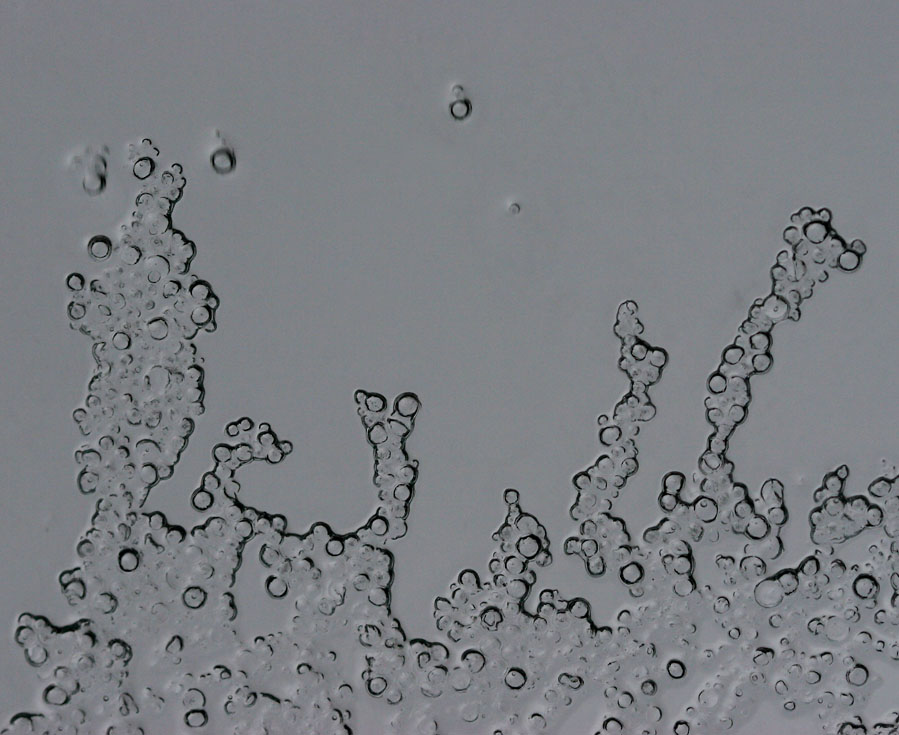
[326,538,344,556]
[846,663,868,686]
[265,575,288,599]
[804,221,828,244]
[838,250,861,271]
[182,585,207,609]
[112,331,131,350]
[132,156,155,180]
[191,305,212,326]
[82,171,106,196]
[450,97,472,121]
[666,659,686,679]
[504,667,527,689]
[211,145,236,175]
[148,317,169,340]
[396,393,420,417]
[762,294,789,321]
[184,709,208,728]
[87,235,112,260]
[191,488,213,511]
[118,548,140,572]
[42,684,69,706]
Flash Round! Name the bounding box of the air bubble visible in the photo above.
[87,235,112,259]
[184,709,208,728]
[211,146,236,175]
[265,575,288,599]
[118,548,140,572]
[132,156,155,179]
[504,667,527,689]
[762,294,789,321]
[838,250,860,271]
[449,93,472,121]
[182,586,207,609]
[804,221,828,243]
[148,317,169,340]
[846,664,868,686]
[666,659,686,679]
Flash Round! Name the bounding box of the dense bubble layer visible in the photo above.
[2,163,894,735]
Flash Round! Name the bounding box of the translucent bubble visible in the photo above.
[83,173,106,196]
[517,534,541,559]
[846,664,868,686]
[326,538,344,556]
[265,575,288,599]
[148,317,169,340]
[450,97,472,121]
[667,659,686,679]
[87,235,112,260]
[762,294,789,321]
[838,250,860,271]
[184,709,208,727]
[211,146,236,174]
[504,667,527,689]
[42,684,69,706]
[118,548,140,572]
[132,156,155,180]
[182,586,207,609]
[396,393,420,416]
[804,222,828,244]
[191,305,212,326]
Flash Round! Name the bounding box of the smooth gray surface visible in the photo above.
[1,2,897,732]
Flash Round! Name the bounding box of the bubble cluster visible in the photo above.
[4,187,895,735]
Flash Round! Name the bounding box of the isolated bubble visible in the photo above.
[87,235,112,259]
[182,586,207,609]
[666,659,686,679]
[210,146,236,175]
[449,93,472,121]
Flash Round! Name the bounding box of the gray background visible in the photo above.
[1,2,897,731]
